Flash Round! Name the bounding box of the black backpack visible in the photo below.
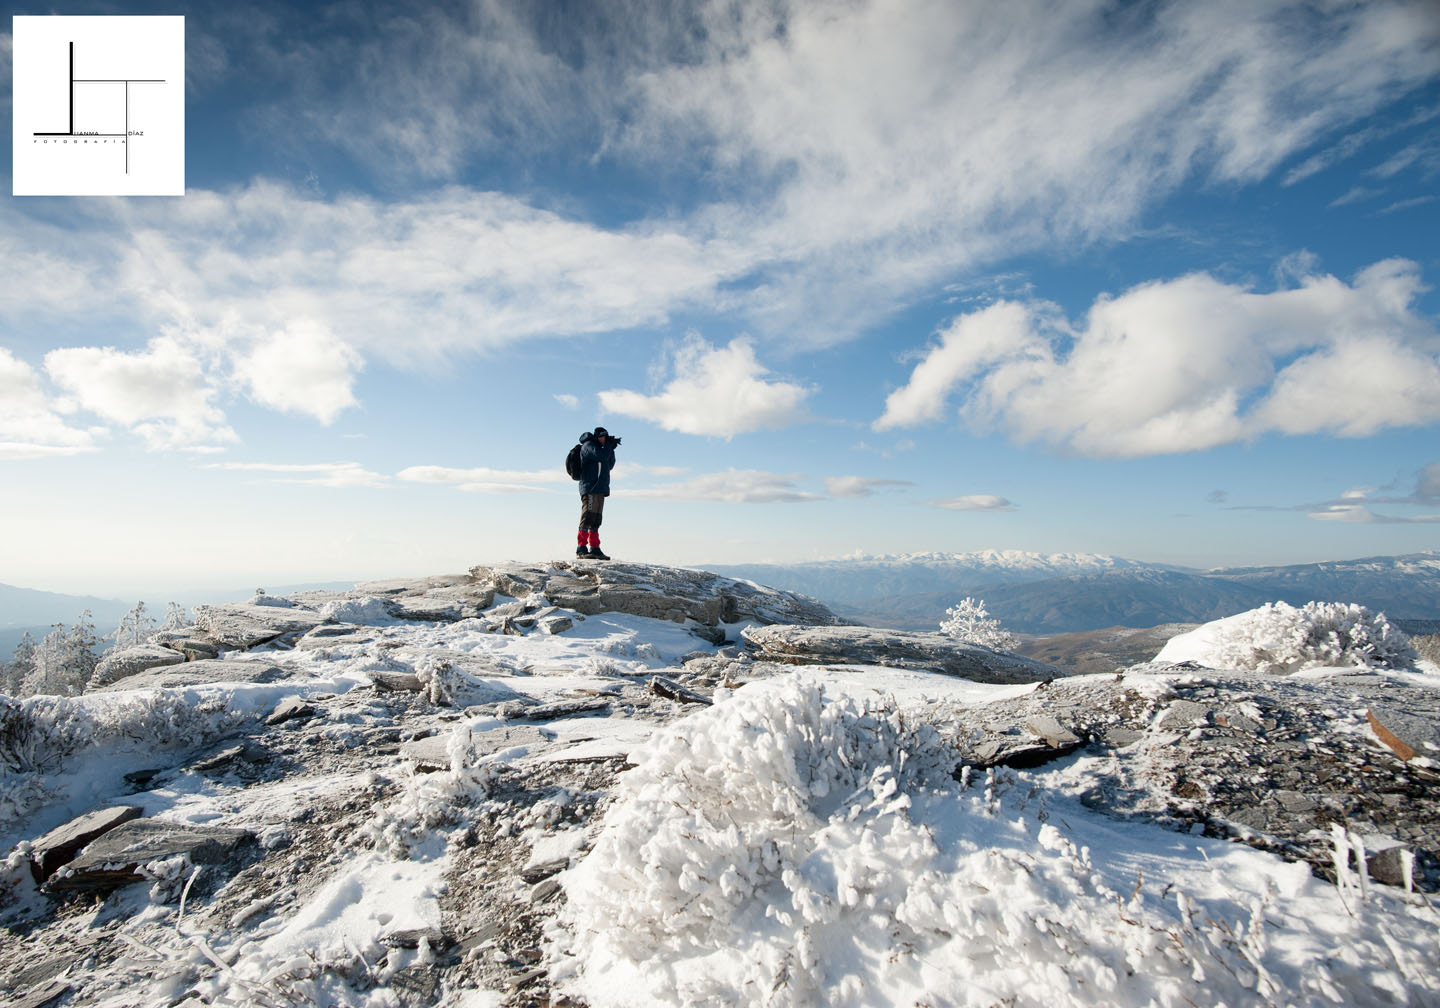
[565,438,586,480]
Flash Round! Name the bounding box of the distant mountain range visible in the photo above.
[709,550,1440,634]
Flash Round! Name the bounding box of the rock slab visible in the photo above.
[48,819,252,891]
[741,624,1062,684]
[30,805,143,883]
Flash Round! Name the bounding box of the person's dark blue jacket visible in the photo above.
[578,437,616,496]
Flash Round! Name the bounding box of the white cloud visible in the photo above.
[876,259,1440,457]
[555,394,581,410]
[599,336,812,437]
[397,465,564,495]
[934,495,1017,512]
[631,470,821,504]
[0,348,97,458]
[207,461,390,489]
[233,321,361,424]
[825,476,914,499]
[624,0,1440,341]
[43,336,235,452]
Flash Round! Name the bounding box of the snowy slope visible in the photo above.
[3,563,1438,1007]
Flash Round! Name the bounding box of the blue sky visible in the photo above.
[3,0,1440,596]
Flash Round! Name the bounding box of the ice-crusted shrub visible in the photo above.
[0,692,249,829]
[553,679,1438,1008]
[367,726,500,857]
[1158,601,1417,675]
[939,596,1019,650]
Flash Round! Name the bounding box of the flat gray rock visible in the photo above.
[47,819,252,891]
[93,658,289,691]
[402,725,549,771]
[90,644,185,687]
[193,603,330,648]
[741,624,1062,684]
[469,560,846,629]
[30,806,143,883]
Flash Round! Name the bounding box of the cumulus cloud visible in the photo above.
[0,348,97,459]
[630,470,820,504]
[876,259,1440,457]
[555,394,581,410]
[207,461,390,489]
[933,495,1018,512]
[600,337,812,437]
[825,476,914,499]
[233,321,362,424]
[43,336,235,452]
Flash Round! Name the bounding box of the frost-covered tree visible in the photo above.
[161,601,190,632]
[939,597,1019,651]
[2,631,37,696]
[21,612,100,697]
[110,600,156,650]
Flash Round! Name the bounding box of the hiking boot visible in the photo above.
[576,545,589,558]
[588,546,611,561]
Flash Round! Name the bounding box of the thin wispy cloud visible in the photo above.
[825,476,914,499]
[1227,465,1440,523]
[932,495,1018,513]
[206,461,390,489]
[630,470,821,504]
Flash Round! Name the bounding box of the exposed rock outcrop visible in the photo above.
[741,624,1061,684]
[468,560,846,629]
[948,664,1440,890]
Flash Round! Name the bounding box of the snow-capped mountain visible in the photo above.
[710,550,1169,608]
[710,550,1440,633]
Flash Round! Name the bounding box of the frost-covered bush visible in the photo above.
[939,596,1018,650]
[0,692,250,829]
[552,679,1438,1007]
[1156,601,1417,675]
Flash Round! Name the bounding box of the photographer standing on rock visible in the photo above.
[576,426,619,560]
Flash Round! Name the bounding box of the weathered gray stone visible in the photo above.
[537,614,575,635]
[371,669,424,692]
[30,805,143,883]
[741,624,1062,684]
[649,676,712,706]
[402,725,549,771]
[1273,789,1317,813]
[91,645,185,687]
[1156,699,1212,730]
[93,658,289,691]
[1026,715,1080,747]
[193,603,330,649]
[499,697,610,721]
[469,560,846,629]
[10,979,71,1008]
[1368,844,1416,888]
[150,631,223,660]
[266,697,315,726]
[1367,706,1439,762]
[47,819,252,891]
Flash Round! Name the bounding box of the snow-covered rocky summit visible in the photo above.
[3,564,1439,1008]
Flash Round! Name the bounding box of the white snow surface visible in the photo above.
[4,586,1438,1006]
